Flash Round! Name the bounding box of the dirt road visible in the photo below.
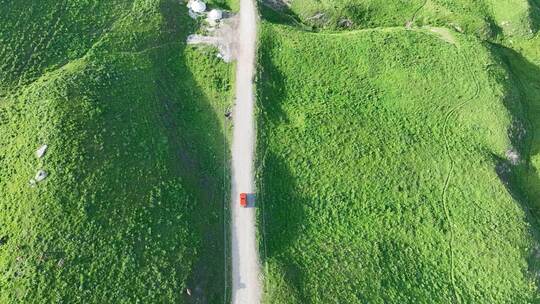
[230,0,261,303]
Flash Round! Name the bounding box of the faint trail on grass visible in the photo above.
[410,0,428,24]
[116,42,177,56]
[257,143,270,291]
[222,48,230,304]
[440,44,481,304]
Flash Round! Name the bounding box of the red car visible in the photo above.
[240,193,248,208]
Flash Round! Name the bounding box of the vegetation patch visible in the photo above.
[262,0,537,39]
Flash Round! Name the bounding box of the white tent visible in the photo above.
[207,9,223,22]
[188,0,206,13]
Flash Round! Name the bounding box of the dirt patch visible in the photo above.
[426,26,457,45]
[187,15,239,62]
[306,12,328,25]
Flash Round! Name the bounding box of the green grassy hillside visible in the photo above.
[256,23,539,303]
[0,0,233,302]
[266,0,537,39]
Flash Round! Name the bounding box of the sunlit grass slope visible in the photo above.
[0,0,233,302]
[256,23,539,303]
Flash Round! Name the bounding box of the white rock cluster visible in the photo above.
[30,144,49,186]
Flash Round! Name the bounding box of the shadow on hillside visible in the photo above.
[257,0,313,31]
[258,151,306,259]
[529,0,540,33]
[490,43,540,288]
[255,33,288,124]
[152,1,230,303]
[257,150,307,297]
[255,34,308,299]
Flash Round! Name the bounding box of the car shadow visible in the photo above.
[245,193,257,208]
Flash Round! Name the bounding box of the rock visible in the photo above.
[338,18,353,28]
[36,144,48,158]
[265,0,291,11]
[450,23,463,33]
[35,170,48,182]
[506,149,520,165]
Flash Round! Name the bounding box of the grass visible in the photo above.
[255,18,540,303]
[2,0,538,302]
[0,0,234,302]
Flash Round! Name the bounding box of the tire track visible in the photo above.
[439,45,481,304]
[410,0,428,24]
